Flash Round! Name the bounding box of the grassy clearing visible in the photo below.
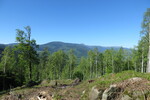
[0,70,150,100]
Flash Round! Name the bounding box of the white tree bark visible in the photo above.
[147,24,150,73]
[134,62,137,72]
[95,55,98,77]
[95,56,98,77]
[141,47,144,73]
[90,58,92,78]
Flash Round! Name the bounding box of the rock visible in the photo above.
[2,95,18,100]
[118,77,149,89]
[50,80,57,86]
[121,95,132,100]
[101,77,150,100]
[40,80,49,86]
[1,93,23,100]
[37,91,52,100]
[74,78,81,83]
[119,77,150,100]
[89,86,104,100]
[29,97,38,100]
[102,84,122,100]
[128,77,142,82]
[71,78,81,86]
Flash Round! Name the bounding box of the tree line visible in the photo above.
[0,8,149,91]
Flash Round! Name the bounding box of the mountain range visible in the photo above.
[0,41,129,58]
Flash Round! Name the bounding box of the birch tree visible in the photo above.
[140,8,150,72]
[147,23,150,72]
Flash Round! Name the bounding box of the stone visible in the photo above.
[71,78,81,86]
[121,95,132,100]
[89,86,104,100]
[29,94,52,100]
[102,84,122,100]
[29,97,38,100]
[50,80,57,86]
[40,80,49,86]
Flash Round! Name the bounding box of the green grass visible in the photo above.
[78,70,150,99]
[88,70,150,88]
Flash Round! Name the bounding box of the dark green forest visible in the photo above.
[0,8,150,92]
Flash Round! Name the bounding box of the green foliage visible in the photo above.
[73,71,83,80]
[38,48,50,80]
[0,41,138,92]
[15,26,39,82]
[0,46,25,90]
[141,8,150,36]
[136,8,150,73]
[0,46,14,73]
[26,80,39,87]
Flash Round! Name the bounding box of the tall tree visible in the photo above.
[15,26,39,81]
[103,49,113,73]
[39,48,50,80]
[93,48,99,77]
[76,57,89,80]
[147,23,150,73]
[137,36,148,73]
[113,48,125,73]
[140,8,150,72]
[68,49,76,79]
[147,23,150,72]
[99,53,104,76]
[88,50,94,78]
[131,48,138,72]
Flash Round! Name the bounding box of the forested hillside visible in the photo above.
[0,26,132,92]
[0,7,150,100]
[38,42,91,57]
[0,42,128,58]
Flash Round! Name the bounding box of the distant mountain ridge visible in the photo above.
[0,41,129,58]
[38,42,91,57]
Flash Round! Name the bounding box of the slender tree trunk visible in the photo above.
[29,47,32,80]
[95,51,98,77]
[142,48,144,73]
[147,24,150,73]
[106,58,108,73]
[90,58,92,79]
[96,58,98,77]
[29,59,32,80]
[54,66,56,79]
[128,60,129,70]
[134,62,137,72]
[112,55,114,73]
[101,62,104,75]
[70,62,71,79]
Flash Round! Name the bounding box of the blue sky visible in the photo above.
[0,0,149,48]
